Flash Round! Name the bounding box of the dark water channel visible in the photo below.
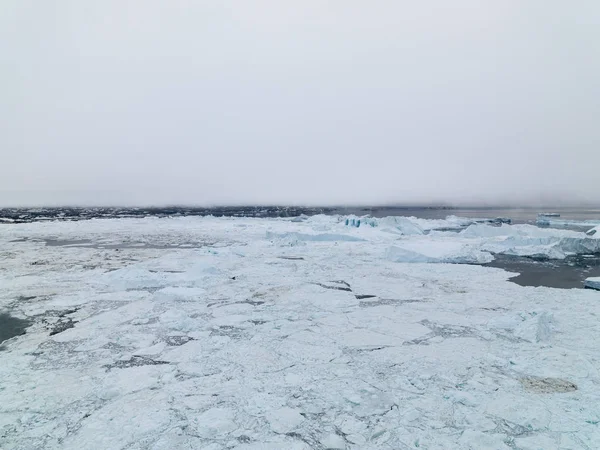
[485,254,600,289]
[0,313,32,345]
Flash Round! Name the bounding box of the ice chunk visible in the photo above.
[235,442,311,450]
[377,216,424,235]
[134,342,166,356]
[397,215,472,231]
[537,217,600,229]
[515,435,558,450]
[485,394,551,430]
[266,231,365,243]
[189,407,237,437]
[320,433,346,449]
[457,430,511,449]
[386,240,493,264]
[102,267,169,291]
[462,223,600,259]
[460,223,560,238]
[61,391,173,449]
[584,277,600,290]
[342,216,424,234]
[587,225,600,237]
[344,217,362,228]
[410,215,510,232]
[265,407,304,433]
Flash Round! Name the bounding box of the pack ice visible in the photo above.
[1,215,599,449]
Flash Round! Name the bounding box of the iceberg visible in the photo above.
[343,215,424,235]
[410,215,510,232]
[587,225,600,237]
[460,223,600,259]
[536,217,600,229]
[344,218,362,228]
[375,216,424,235]
[266,231,365,243]
[584,277,600,290]
[386,240,493,264]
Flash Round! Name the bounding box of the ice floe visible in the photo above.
[386,239,493,264]
[584,277,600,290]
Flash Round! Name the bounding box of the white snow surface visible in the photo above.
[1,215,600,449]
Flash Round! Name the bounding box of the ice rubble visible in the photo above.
[1,215,600,449]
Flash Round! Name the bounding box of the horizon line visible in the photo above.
[2,204,600,210]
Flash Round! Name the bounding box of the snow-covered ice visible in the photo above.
[1,215,600,449]
[587,225,600,237]
[386,239,493,264]
[459,223,600,259]
[584,277,600,291]
[536,216,600,229]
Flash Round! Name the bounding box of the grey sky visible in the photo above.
[2,1,599,207]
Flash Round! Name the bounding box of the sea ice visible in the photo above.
[189,407,237,438]
[265,231,365,243]
[360,216,424,235]
[1,215,599,448]
[265,407,304,433]
[584,277,600,290]
[587,225,600,237]
[461,223,600,259]
[537,216,600,229]
[386,239,493,264]
[319,432,346,449]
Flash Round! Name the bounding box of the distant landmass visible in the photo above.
[1,206,599,224]
[0,205,457,223]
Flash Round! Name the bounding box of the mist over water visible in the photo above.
[2,1,599,207]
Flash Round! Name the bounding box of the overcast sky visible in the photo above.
[2,1,599,207]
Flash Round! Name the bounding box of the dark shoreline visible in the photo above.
[3,205,600,224]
